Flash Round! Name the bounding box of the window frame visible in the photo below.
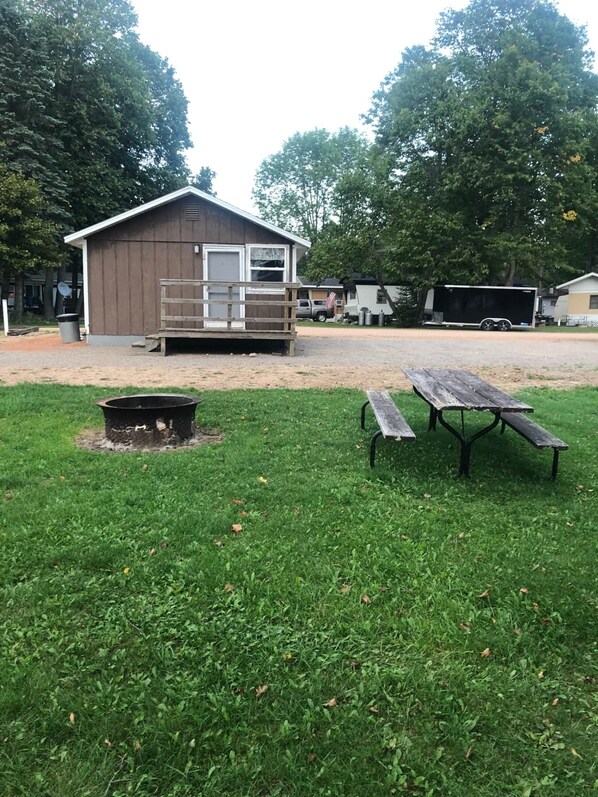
[589,294,598,309]
[244,244,289,292]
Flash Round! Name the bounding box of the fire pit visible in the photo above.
[96,394,201,448]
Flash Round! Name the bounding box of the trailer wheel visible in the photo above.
[496,319,512,331]
[480,318,495,331]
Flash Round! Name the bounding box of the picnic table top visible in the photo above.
[403,368,534,413]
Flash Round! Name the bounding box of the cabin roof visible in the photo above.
[556,272,598,290]
[64,186,312,249]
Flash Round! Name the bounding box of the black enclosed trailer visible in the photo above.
[426,285,537,331]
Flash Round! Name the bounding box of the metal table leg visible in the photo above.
[437,411,501,476]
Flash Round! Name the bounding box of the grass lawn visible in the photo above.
[0,384,596,797]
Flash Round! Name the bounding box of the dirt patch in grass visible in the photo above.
[75,427,223,452]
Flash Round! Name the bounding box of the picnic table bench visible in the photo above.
[499,412,568,480]
[360,390,416,467]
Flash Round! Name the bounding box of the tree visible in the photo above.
[0,166,60,323]
[25,0,192,229]
[252,128,369,242]
[368,0,598,289]
[191,167,216,194]
[0,0,70,318]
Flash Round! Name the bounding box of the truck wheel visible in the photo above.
[496,319,512,331]
[315,312,327,322]
[480,318,495,331]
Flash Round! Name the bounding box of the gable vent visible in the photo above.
[185,197,200,221]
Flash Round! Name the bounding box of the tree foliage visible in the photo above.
[309,0,598,309]
[253,128,369,242]
[0,165,60,321]
[366,0,598,288]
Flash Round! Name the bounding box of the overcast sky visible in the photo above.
[131,0,598,213]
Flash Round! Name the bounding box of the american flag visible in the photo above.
[325,292,336,309]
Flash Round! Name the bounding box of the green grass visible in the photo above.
[0,384,596,797]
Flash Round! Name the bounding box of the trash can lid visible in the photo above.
[56,313,79,322]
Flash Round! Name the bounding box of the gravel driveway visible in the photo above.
[1,326,596,391]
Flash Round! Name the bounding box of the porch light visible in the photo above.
[194,244,200,254]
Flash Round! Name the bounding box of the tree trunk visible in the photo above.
[13,272,24,324]
[504,258,517,286]
[44,268,55,320]
[374,273,401,318]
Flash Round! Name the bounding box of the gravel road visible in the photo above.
[1,326,596,391]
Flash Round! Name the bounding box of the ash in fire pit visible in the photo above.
[96,394,201,449]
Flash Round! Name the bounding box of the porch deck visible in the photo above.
[158,280,298,356]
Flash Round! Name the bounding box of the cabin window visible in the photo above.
[247,246,286,284]
[376,289,386,304]
[589,295,598,309]
[348,289,356,300]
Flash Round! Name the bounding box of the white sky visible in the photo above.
[131,0,598,213]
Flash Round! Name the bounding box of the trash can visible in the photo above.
[365,311,373,326]
[56,313,80,344]
[378,311,385,326]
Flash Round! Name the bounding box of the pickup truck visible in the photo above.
[296,299,333,322]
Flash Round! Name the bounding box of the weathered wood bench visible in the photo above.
[500,413,568,480]
[360,390,416,467]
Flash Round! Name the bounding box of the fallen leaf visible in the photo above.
[142,464,148,471]
[282,652,294,661]
[255,684,268,699]
[4,492,12,500]
[123,567,130,575]
[307,753,316,762]
[361,594,372,605]
[134,740,141,751]
[571,748,582,759]
[515,628,521,635]
[566,521,574,527]
[160,540,169,549]
[465,746,473,760]
[519,587,529,594]
[238,511,248,517]
[533,602,539,611]
[552,698,559,706]
[481,648,491,657]
[541,618,551,626]
[213,539,225,547]
[232,498,245,505]
[478,590,490,599]
[231,523,243,534]
[368,706,380,714]
[149,548,157,556]
[349,660,362,670]
[459,623,471,632]
[537,670,544,679]
[104,737,112,748]
[258,476,268,484]
[323,698,337,708]
[223,583,234,592]
[69,712,75,724]
[423,493,432,499]
[400,534,409,540]
[340,583,351,594]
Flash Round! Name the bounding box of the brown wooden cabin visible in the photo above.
[64,187,310,355]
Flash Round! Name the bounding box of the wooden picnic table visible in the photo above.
[403,368,533,476]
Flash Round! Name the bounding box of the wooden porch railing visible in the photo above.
[160,280,298,334]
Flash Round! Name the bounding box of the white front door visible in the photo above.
[203,246,244,329]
